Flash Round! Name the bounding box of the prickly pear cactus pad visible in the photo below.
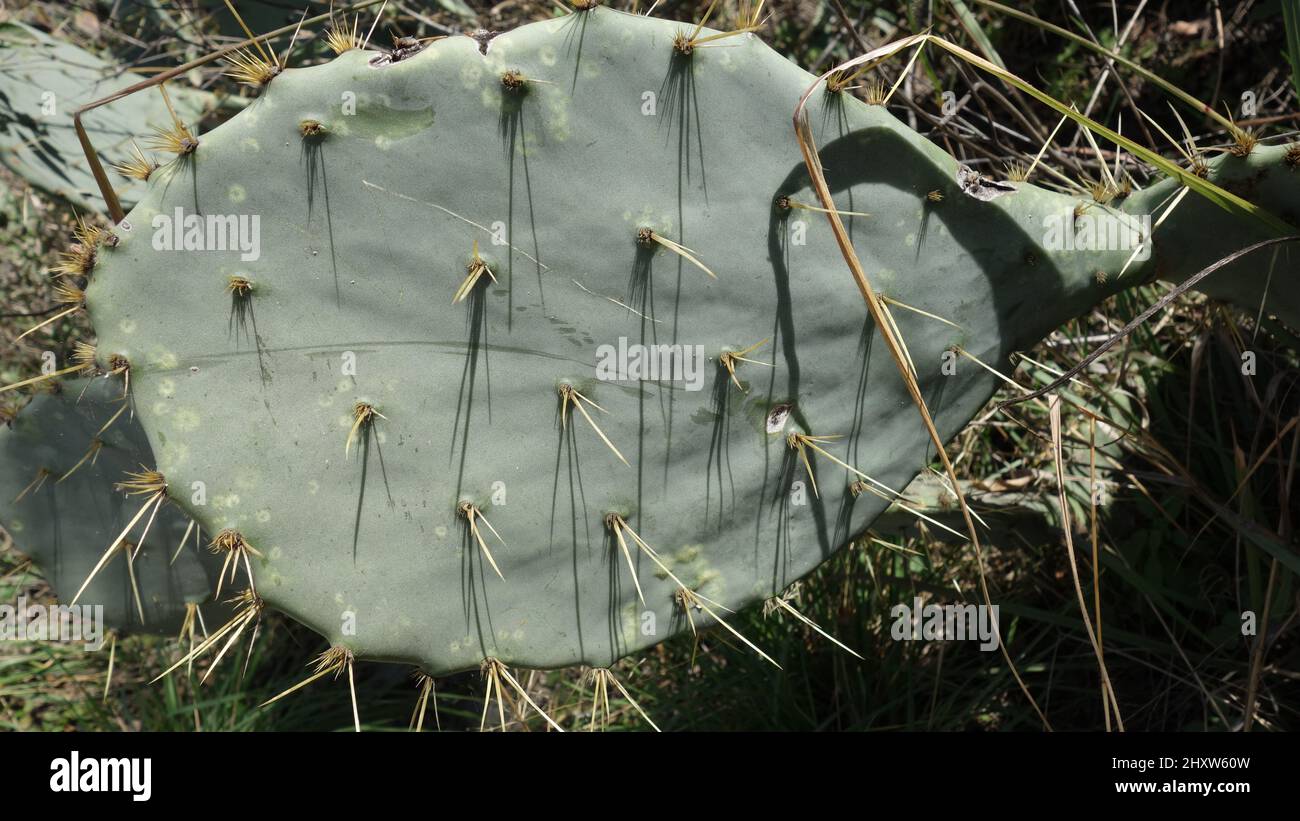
[83,7,1282,674]
[0,378,222,634]
[0,22,210,214]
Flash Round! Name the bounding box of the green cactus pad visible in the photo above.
[0,21,210,214]
[0,378,223,635]
[83,8,1296,673]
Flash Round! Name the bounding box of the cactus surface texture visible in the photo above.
[66,8,1300,676]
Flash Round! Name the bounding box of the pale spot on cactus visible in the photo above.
[118,319,137,334]
[434,525,448,539]
[620,602,641,644]
[336,379,351,393]
[9,519,24,533]
[459,62,483,89]
[147,349,178,369]
[307,479,320,495]
[625,206,673,234]
[213,493,241,509]
[374,135,392,151]
[269,545,283,560]
[334,592,345,605]
[905,233,916,247]
[513,629,524,640]
[317,394,335,408]
[151,401,170,416]
[543,96,571,141]
[239,137,259,153]
[156,441,190,470]
[172,408,201,432]
[538,45,558,67]
[256,509,271,523]
[156,378,176,398]
[227,184,247,203]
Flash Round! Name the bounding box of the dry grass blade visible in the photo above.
[1048,396,1124,730]
[793,45,1051,728]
